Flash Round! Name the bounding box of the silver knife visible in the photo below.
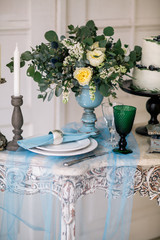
[63,151,108,167]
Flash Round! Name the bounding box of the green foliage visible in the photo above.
[99,83,111,97]
[55,85,63,97]
[103,26,114,36]
[45,31,58,42]
[21,51,32,61]
[6,20,142,102]
[6,61,14,72]
[83,37,93,46]
[134,45,142,62]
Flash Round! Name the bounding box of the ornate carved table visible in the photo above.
[0,126,160,240]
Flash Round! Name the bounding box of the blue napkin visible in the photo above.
[17,132,96,150]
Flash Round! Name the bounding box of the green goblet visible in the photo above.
[113,105,136,154]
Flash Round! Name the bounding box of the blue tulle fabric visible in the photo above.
[0,119,139,240]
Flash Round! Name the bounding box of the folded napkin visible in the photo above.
[17,131,96,150]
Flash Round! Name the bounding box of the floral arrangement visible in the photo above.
[7,20,141,103]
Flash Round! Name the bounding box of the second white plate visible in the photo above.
[36,138,90,152]
[29,138,98,157]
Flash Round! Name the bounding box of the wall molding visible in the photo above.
[0,21,30,31]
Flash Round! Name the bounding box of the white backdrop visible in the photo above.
[0,0,160,239]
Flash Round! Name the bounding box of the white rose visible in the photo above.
[91,42,106,53]
[91,42,99,49]
[87,49,105,67]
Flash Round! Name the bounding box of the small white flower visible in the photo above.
[61,38,84,61]
[63,56,75,66]
[62,90,70,103]
[119,65,127,73]
[89,84,96,101]
[100,69,108,79]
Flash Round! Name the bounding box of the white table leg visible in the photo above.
[61,180,76,240]
[61,201,76,240]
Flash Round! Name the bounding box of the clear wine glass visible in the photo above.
[101,102,122,146]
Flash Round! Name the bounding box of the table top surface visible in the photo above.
[0,123,159,177]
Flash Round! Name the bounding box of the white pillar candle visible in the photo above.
[14,44,20,96]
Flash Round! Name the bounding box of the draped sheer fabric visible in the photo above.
[0,119,139,239]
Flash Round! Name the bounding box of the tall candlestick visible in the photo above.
[14,44,20,96]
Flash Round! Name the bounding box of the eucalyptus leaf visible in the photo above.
[134,45,142,61]
[33,71,42,82]
[6,62,14,72]
[80,26,89,39]
[124,44,129,48]
[48,90,54,101]
[134,45,142,54]
[21,51,32,61]
[20,60,25,68]
[27,66,35,77]
[114,39,122,49]
[38,94,43,99]
[43,92,47,101]
[99,83,111,97]
[108,51,116,57]
[103,26,114,36]
[45,30,58,42]
[129,51,136,62]
[95,35,105,42]
[86,20,95,29]
[99,40,107,48]
[83,37,93,46]
[55,85,63,97]
[39,84,48,92]
[128,61,134,68]
[68,25,74,30]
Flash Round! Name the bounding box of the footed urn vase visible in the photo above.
[76,85,103,136]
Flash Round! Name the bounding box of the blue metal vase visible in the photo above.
[76,85,103,135]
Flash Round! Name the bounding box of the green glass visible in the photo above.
[113,105,136,154]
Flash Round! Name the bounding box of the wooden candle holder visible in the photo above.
[6,95,23,151]
[0,78,6,84]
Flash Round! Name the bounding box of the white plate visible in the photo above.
[29,138,98,156]
[36,138,90,152]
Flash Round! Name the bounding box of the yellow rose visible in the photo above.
[87,49,105,67]
[73,67,92,86]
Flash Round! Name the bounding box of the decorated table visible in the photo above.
[1,20,160,240]
[0,122,160,240]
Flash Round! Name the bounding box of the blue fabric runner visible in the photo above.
[0,120,139,239]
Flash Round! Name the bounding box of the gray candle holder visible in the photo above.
[6,95,23,151]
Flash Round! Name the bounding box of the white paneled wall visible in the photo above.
[0,0,58,141]
[0,0,160,239]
